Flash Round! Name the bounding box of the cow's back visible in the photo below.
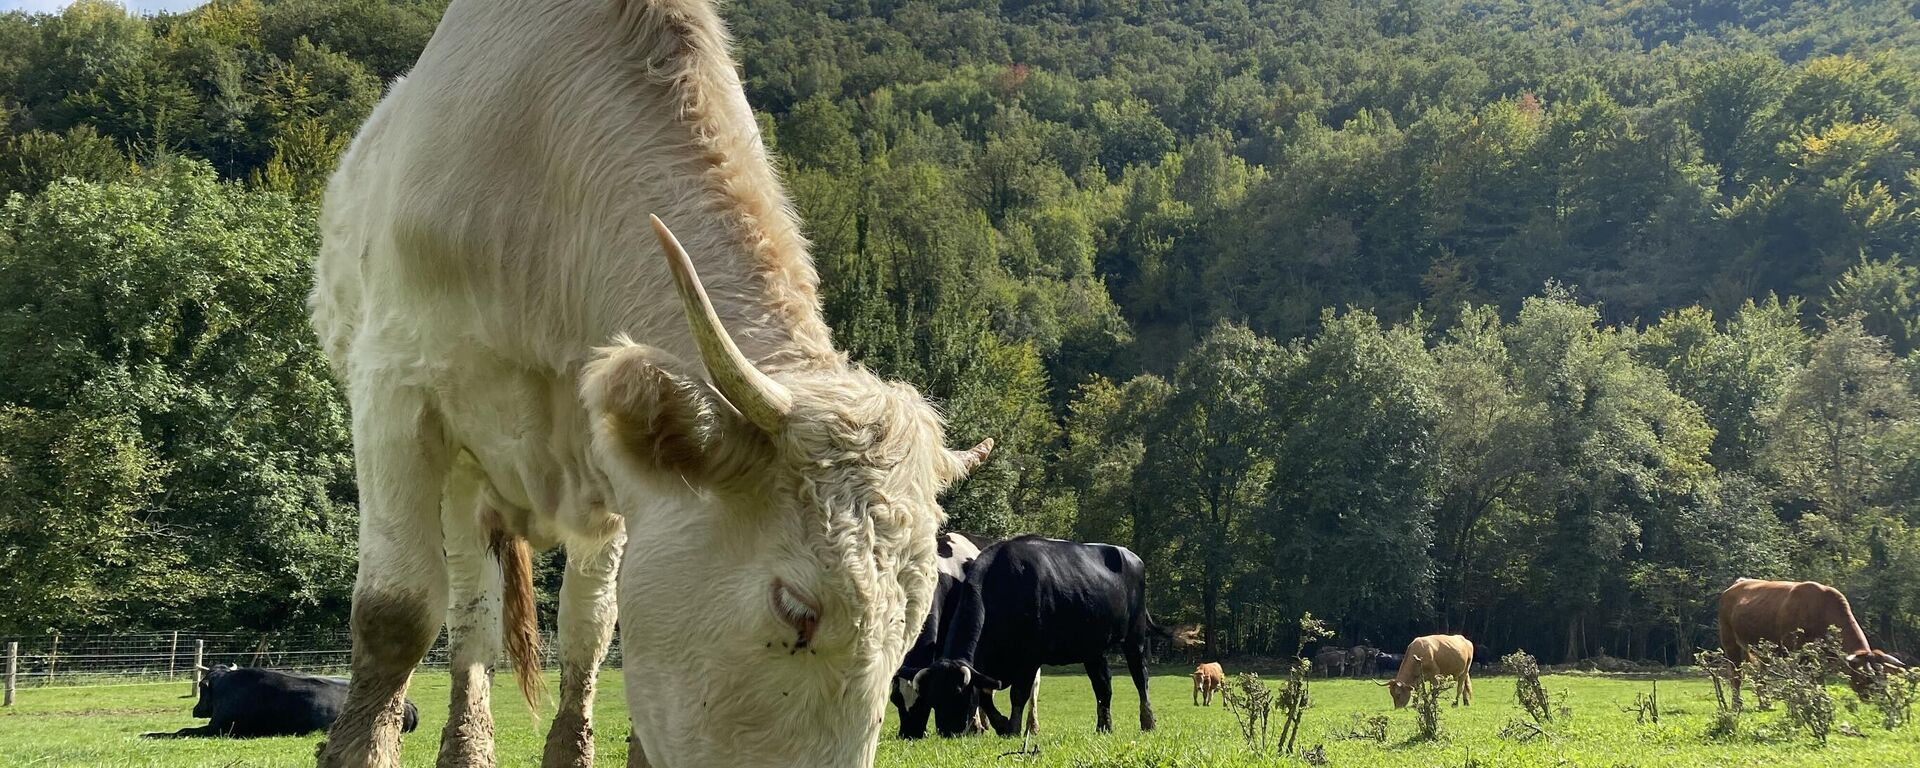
[206,669,348,736]
[314,0,813,383]
[1405,635,1472,679]
[967,536,1145,667]
[1720,579,1869,655]
[312,0,821,538]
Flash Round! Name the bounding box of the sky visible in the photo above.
[3,0,208,13]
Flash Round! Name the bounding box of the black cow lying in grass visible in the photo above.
[144,664,420,738]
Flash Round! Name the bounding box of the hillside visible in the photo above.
[3,0,1920,662]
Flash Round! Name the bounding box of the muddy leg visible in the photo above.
[543,531,624,768]
[439,461,501,768]
[318,389,451,768]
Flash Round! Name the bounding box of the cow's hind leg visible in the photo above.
[1026,671,1040,735]
[543,531,625,768]
[319,387,453,768]
[1125,638,1155,731]
[439,460,501,768]
[1085,657,1115,733]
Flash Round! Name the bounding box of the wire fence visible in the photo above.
[0,629,625,702]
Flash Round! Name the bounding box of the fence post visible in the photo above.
[168,631,180,679]
[190,640,205,697]
[5,641,16,707]
[46,633,57,684]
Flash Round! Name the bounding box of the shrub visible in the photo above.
[1746,638,1841,745]
[1337,713,1389,743]
[1221,672,1275,753]
[1503,650,1552,724]
[1411,674,1450,741]
[1864,666,1918,730]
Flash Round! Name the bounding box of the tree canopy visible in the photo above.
[4,0,1920,661]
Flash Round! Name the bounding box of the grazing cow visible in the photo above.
[892,532,993,739]
[1312,646,1348,678]
[310,0,995,765]
[905,536,1159,737]
[1192,662,1226,706]
[1380,635,1474,708]
[1347,645,1383,677]
[145,666,419,739]
[1717,578,1907,696]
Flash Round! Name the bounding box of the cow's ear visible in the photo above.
[971,670,1004,691]
[583,341,769,484]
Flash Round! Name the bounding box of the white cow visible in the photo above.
[309,1,994,766]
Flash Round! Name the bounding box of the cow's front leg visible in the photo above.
[1006,670,1038,737]
[978,688,1016,736]
[439,462,501,768]
[143,723,224,738]
[1085,658,1114,733]
[320,389,453,768]
[543,531,624,768]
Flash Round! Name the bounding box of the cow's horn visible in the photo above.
[911,667,931,692]
[651,215,792,433]
[960,665,973,687]
[952,437,995,478]
[1374,680,1392,687]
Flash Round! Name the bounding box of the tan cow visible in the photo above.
[1718,578,1906,696]
[1379,635,1473,708]
[310,1,993,766]
[1191,662,1225,706]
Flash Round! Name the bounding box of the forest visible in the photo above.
[2,0,1919,666]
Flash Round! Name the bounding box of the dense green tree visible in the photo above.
[1262,310,1438,635]
[0,162,353,633]
[1137,321,1279,653]
[7,0,1920,654]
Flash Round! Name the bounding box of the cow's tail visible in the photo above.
[489,525,545,709]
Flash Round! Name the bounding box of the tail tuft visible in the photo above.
[490,526,545,710]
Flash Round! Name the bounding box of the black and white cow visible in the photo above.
[905,535,1159,737]
[890,531,995,738]
[144,665,420,738]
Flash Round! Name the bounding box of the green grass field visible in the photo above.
[2,667,1916,766]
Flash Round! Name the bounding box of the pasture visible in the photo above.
[3,668,1915,767]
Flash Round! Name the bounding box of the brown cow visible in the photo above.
[1191,663,1225,706]
[1379,635,1473,708]
[1718,578,1906,695]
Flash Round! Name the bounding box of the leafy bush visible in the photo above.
[1503,650,1553,724]
[1746,638,1841,744]
[1411,674,1450,741]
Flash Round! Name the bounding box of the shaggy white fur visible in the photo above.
[309,1,990,766]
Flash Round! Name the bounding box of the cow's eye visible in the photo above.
[771,579,821,648]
